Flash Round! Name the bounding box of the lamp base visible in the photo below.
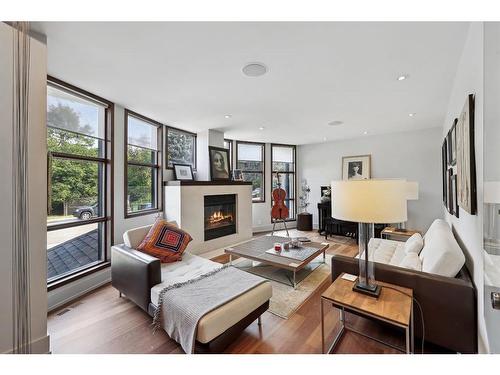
[352,281,381,298]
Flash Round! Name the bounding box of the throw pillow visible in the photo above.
[404,233,424,254]
[399,252,422,271]
[137,219,192,263]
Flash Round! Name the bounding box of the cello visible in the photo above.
[271,172,290,236]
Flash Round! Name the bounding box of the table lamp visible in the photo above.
[331,179,408,297]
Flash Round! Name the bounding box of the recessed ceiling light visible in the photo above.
[259,126,265,131]
[363,131,368,135]
[242,62,268,77]
[323,137,327,142]
[409,113,416,117]
[224,114,232,119]
[328,120,344,126]
[397,74,409,81]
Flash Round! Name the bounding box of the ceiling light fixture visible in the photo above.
[224,114,232,119]
[328,120,344,126]
[363,131,368,135]
[242,62,268,77]
[323,137,327,142]
[409,113,416,117]
[259,126,265,131]
[397,74,409,81]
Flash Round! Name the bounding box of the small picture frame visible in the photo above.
[232,169,243,181]
[342,155,371,180]
[209,146,231,181]
[173,163,194,181]
[448,118,458,166]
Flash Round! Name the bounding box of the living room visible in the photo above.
[2,1,500,372]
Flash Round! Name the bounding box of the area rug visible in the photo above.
[234,254,333,319]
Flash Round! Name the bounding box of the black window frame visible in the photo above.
[46,76,114,290]
[271,143,297,221]
[165,126,197,170]
[224,138,233,168]
[236,140,266,203]
[124,109,164,218]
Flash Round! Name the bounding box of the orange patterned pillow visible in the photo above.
[137,219,192,263]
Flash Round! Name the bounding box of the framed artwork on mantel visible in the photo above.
[342,155,371,180]
[173,163,194,181]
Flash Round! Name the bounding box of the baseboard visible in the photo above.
[252,222,297,233]
[48,267,111,312]
[3,334,50,354]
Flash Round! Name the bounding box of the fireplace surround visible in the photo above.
[204,194,237,241]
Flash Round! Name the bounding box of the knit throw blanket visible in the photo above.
[152,265,267,354]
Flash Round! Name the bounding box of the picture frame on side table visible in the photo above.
[456,94,477,215]
[209,146,231,181]
[342,155,371,180]
[232,169,243,181]
[173,163,194,181]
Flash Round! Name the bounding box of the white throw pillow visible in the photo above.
[404,233,424,254]
[399,252,422,271]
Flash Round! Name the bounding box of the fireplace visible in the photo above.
[204,194,237,241]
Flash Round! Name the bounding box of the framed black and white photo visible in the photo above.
[452,173,459,218]
[209,146,231,181]
[232,169,243,181]
[173,163,194,181]
[342,155,371,180]
[456,94,477,215]
[448,118,458,166]
[442,138,448,207]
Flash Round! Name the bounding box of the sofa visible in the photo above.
[332,219,477,353]
[111,224,272,353]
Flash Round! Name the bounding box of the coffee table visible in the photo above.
[225,235,329,288]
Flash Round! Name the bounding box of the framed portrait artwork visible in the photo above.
[173,163,194,181]
[342,155,371,180]
[456,94,477,215]
[209,146,231,181]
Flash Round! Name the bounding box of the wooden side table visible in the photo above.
[297,212,313,231]
[381,227,421,241]
[321,273,414,354]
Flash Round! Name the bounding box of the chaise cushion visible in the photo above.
[419,219,465,277]
[137,219,192,263]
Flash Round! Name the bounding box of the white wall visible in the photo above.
[442,22,487,353]
[0,23,50,353]
[298,127,443,233]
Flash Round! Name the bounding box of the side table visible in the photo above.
[297,212,313,231]
[381,226,421,241]
[321,273,414,354]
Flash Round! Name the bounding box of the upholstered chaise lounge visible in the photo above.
[111,224,272,353]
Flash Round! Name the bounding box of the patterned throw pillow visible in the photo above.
[137,219,192,263]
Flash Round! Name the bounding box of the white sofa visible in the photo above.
[365,219,466,277]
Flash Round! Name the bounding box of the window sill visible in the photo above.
[124,208,162,219]
[47,261,110,291]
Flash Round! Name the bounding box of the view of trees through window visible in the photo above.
[237,142,265,202]
[126,111,161,215]
[46,81,111,283]
[166,128,196,168]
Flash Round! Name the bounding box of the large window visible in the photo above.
[236,141,265,203]
[166,127,196,169]
[271,144,296,220]
[125,110,163,217]
[46,77,113,287]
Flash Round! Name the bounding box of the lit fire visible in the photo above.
[207,210,233,226]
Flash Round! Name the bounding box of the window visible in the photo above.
[271,144,296,220]
[236,141,265,203]
[125,110,163,217]
[46,77,113,287]
[224,139,233,168]
[166,127,196,169]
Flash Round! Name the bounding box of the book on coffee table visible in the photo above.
[265,246,320,261]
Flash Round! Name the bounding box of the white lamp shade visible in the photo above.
[331,180,408,223]
[484,182,500,203]
[406,181,419,200]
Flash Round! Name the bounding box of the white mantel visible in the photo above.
[163,181,253,255]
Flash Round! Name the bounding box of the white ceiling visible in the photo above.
[32,22,469,145]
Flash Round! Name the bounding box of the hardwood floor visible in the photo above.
[46,230,435,354]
